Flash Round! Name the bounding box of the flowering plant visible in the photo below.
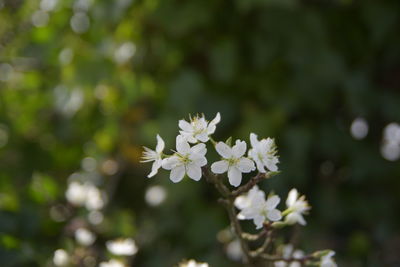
[142,113,337,266]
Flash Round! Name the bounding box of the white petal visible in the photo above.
[161,156,180,170]
[215,142,232,158]
[255,160,266,173]
[191,143,206,155]
[253,215,265,229]
[296,214,306,225]
[228,167,242,187]
[266,195,280,209]
[232,140,247,158]
[236,158,255,173]
[178,119,192,132]
[234,196,249,210]
[286,189,298,207]
[176,135,190,154]
[170,165,185,183]
[211,112,221,125]
[267,209,282,221]
[207,112,221,134]
[211,160,229,174]
[249,133,259,148]
[189,153,207,166]
[187,164,202,181]
[265,158,278,172]
[155,134,165,153]
[148,160,162,178]
[195,132,209,142]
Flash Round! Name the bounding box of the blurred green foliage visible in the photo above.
[1,0,400,266]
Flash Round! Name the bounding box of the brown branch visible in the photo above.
[230,171,279,198]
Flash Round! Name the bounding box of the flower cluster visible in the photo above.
[141,113,279,187]
[142,113,337,267]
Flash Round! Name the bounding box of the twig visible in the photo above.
[231,171,278,198]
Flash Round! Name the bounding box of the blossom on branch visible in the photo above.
[248,133,279,173]
[178,259,209,267]
[284,189,310,226]
[141,134,165,178]
[234,186,282,229]
[178,113,220,143]
[320,251,337,267]
[274,244,304,267]
[211,140,255,187]
[162,135,207,183]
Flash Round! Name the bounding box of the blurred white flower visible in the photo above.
[320,251,337,267]
[235,186,282,229]
[211,140,255,187]
[106,238,138,256]
[31,10,49,27]
[70,12,90,34]
[75,228,96,246]
[274,244,304,267]
[179,259,209,267]
[226,239,243,261]
[178,113,220,143]
[53,249,69,266]
[114,42,136,65]
[284,189,310,226]
[145,185,167,206]
[40,0,58,11]
[248,133,279,173]
[99,259,125,267]
[65,181,105,210]
[350,117,368,140]
[381,123,400,161]
[162,136,207,183]
[141,135,165,178]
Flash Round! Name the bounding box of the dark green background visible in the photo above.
[1,0,400,266]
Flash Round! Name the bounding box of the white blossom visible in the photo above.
[211,140,255,187]
[162,135,207,183]
[141,134,165,178]
[75,228,96,246]
[234,186,282,229]
[106,238,138,256]
[284,189,310,226]
[274,244,304,267]
[248,133,279,173]
[99,259,125,267]
[53,249,69,266]
[178,113,220,143]
[320,251,337,267]
[179,259,209,267]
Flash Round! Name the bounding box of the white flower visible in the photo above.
[320,251,337,267]
[141,134,165,178]
[99,259,125,267]
[85,185,105,211]
[53,249,69,266]
[106,238,138,256]
[65,181,88,206]
[75,228,96,246]
[65,181,105,211]
[162,135,207,183]
[274,244,304,267]
[179,259,209,267]
[284,189,310,226]
[234,186,282,229]
[178,113,220,143]
[248,133,279,173]
[211,140,255,187]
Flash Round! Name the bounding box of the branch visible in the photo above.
[259,253,314,263]
[231,171,279,198]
